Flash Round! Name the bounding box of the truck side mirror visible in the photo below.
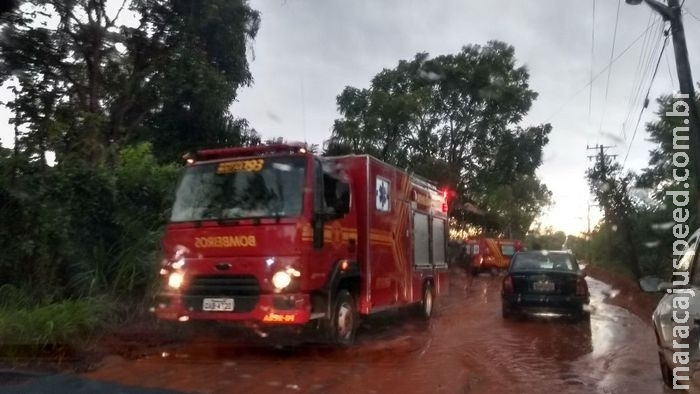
[334,181,350,217]
[639,276,670,293]
[322,179,350,221]
[313,217,324,249]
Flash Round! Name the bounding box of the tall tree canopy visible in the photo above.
[326,41,551,238]
[638,93,699,220]
[0,0,261,165]
[586,93,700,278]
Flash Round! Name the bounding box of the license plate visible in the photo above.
[533,281,555,292]
[202,298,234,311]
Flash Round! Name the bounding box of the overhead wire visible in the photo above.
[544,19,662,123]
[623,28,671,167]
[598,0,623,134]
[622,16,664,140]
[621,12,655,139]
[631,25,664,117]
[603,0,622,102]
[686,8,700,22]
[665,50,676,90]
[629,23,661,120]
[589,0,597,118]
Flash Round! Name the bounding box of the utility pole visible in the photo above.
[586,202,600,265]
[587,144,617,176]
[626,0,700,225]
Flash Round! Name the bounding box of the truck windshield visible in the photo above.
[170,156,306,222]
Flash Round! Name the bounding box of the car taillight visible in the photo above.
[576,277,588,297]
[502,275,514,294]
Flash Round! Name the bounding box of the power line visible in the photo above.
[622,17,664,140]
[665,50,676,90]
[623,29,670,167]
[589,0,597,118]
[598,0,623,134]
[685,8,700,22]
[603,0,622,102]
[544,19,661,123]
[621,12,655,139]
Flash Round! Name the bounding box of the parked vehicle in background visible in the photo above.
[153,143,449,345]
[640,228,700,390]
[463,238,524,275]
[501,250,589,320]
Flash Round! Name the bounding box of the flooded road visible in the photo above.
[83,272,665,394]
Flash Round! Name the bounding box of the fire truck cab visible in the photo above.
[154,143,449,345]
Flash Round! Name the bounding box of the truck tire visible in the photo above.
[328,290,358,346]
[419,282,434,320]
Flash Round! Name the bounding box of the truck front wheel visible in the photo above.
[329,290,358,346]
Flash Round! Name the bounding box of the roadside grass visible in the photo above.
[0,290,117,355]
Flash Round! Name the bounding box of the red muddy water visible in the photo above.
[83,270,667,394]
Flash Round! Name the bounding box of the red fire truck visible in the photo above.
[463,237,524,275]
[154,143,449,345]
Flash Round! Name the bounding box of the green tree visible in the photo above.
[326,41,551,237]
[586,149,642,278]
[0,0,260,165]
[525,228,567,251]
[638,93,700,223]
[586,93,700,279]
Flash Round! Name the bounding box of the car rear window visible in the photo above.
[511,253,578,272]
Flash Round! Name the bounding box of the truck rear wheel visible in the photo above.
[419,282,434,320]
[329,290,358,346]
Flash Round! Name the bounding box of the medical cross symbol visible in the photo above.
[376,178,390,212]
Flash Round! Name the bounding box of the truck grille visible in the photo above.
[183,275,260,313]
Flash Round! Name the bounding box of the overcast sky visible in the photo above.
[231,0,700,234]
[2,0,700,235]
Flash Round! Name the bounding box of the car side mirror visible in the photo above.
[639,276,671,293]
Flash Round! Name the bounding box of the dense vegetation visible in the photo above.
[586,93,700,279]
[0,0,261,347]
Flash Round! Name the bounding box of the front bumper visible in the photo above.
[154,292,313,325]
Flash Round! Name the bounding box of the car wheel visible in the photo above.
[328,290,358,346]
[659,351,674,388]
[471,266,479,276]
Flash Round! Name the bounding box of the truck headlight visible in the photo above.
[168,272,184,289]
[272,271,292,289]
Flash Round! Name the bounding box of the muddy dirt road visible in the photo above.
[81,271,664,394]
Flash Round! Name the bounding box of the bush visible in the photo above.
[0,297,115,347]
[0,142,179,313]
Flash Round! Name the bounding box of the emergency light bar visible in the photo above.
[195,143,308,161]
